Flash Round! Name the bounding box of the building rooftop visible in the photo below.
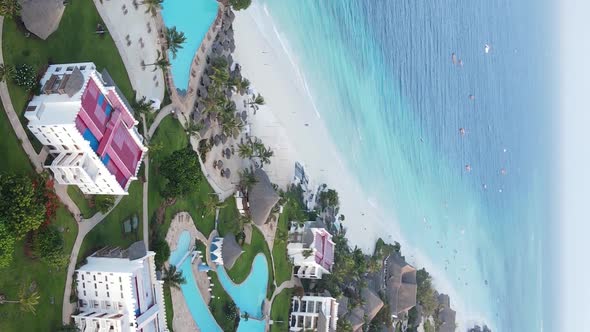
[249,169,279,226]
[384,254,417,316]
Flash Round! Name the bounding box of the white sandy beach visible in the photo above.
[231,4,492,330]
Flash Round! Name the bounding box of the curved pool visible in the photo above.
[161,0,219,92]
[170,230,222,332]
[217,254,269,320]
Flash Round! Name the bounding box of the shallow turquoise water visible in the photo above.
[162,0,218,91]
[217,254,269,319]
[170,231,222,332]
[254,0,557,330]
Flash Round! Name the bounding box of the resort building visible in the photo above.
[337,288,384,332]
[290,294,339,332]
[287,222,335,279]
[382,254,418,320]
[249,169,280,225]
[25,62,147,195]
[209,234,244,269]
[72,242,167,332]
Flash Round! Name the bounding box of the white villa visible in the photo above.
[25,62,147,195]
[290,294,339,332]
[72,242,167,332]
[287,222,335,279]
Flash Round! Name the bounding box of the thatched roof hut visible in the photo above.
[249,169,279,226]
[346,288,384,331]
[19,0,65,40]
[221,233,243,269]
[384,254,417,317]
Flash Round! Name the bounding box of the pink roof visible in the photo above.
[77,77,144,190]
[313,229,334,271]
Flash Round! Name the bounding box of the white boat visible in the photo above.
[484,43,491,54]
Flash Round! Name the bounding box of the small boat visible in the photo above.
[468,94,475,101]
[459,128,466,136]
[484,43,491,54]
[465,164,472,172]
[451,52,457,65]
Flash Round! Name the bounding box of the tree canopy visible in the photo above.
[416,268,438,316]
[160,148,202,198]
[319,188,339,210]
[0,223,16,268]
[31,225,67,268]
[0,174,45,239]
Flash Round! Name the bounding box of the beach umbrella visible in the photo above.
[225,148,231,158]
[224,168,231,178]
[197,86,208,99]
[227,10,236,23]
[221,133,228,144]
[226,54,234,66]
[217,160,224,169]
[212,45,222,56]
[241,110,248,122]
[227,28,234,39]
[201,74,211,87]
[206,66,214,76]
[225,89,232,99]
[222,40,230,52]
[229,40,236,53]
[214,135,221,146]
[197,103,206,112]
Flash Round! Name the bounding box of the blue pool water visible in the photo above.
[161,0,218,91]
[249,0,557,330]
[170,231,222,332]
[217,254,269,329]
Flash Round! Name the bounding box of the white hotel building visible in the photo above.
[289,294,339,332]
[73,242,167,332]
[24,62,146,195]
[287,223,335,279]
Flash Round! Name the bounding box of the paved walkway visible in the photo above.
[147,103,175,138]
[141,114,150,249]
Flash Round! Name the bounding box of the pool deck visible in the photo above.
[166,212,215,332]
[93,0,165,101]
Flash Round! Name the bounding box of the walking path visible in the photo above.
[141,114,150,249]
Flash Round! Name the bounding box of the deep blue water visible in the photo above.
[257,0,557,330]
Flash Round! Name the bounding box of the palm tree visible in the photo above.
[238,168,257,190]
[0,0,21,18]
[142,0,163,16]
[210,67,230,88]
[0,286,40,314]
[248,93,265,108]
[237,142,254,159]
[161,265,186,289]
[0,63,14,82]
[202,195,226,217]
[221,116,243,138]
[232,77,250,96]
[165,26,187,59]
[144,50,170,72]
[185,118,204,140]
[257,146,274,166]
[132,96,154,114]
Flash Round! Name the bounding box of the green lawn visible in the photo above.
[0,103,78,331]
[269,288,293,332]
[163,287,174,332]
[209,272,238,332]
[272,200,295,285]
[67,186,97,219]
[78,180,143,260]
[148,116,217,239]
[217,198,240,236]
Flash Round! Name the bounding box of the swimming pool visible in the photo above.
[217,254,269,326]
[161,0,219,92]
[170,231,222,332]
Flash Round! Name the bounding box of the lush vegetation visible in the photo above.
[269,288,293,332]
[225,226,273,286]
[0,103,77,331]
[208,272,238,331]
[67,187,96,219]
[162,265,186,289]
[229,0,252,11]
[160,148,202,199]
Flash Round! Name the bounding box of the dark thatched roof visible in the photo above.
[384,254,417,316]
[221,233,243,269]
[127,241,148,260]
[346,288,384,331]
[19,0,65,40]
[249,169,279,226]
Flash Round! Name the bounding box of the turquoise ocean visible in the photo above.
[256,0,557,330]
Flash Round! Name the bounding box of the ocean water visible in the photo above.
[254,0,557,331]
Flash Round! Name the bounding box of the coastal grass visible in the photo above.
[269,288,293,332]
[0,104,78,331]
[272,199,297,285]
[217,198,240,236]
[2,1,133,117]
[79,181,143,261]
[67,186,97,219]
[226,226,274,288]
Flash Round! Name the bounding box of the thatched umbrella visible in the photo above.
[222,40,231,52]
[205,66,215,76]
[225,148,231,158]
[249,169,280,226]
[212,44,223,56]
[227,28,234,39]
[201,74,211,87]
[214,135,221,146]
[197,86,208,99]
[226,10,236,23]
[220,133,228,144]
[20,0,65,40]
[225,89,232,99]
[241,110,248,122]
[217,160,224,169]
[224,168,231,178]
[229,40,236,53]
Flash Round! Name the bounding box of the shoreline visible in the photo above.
[232,4,492,330]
